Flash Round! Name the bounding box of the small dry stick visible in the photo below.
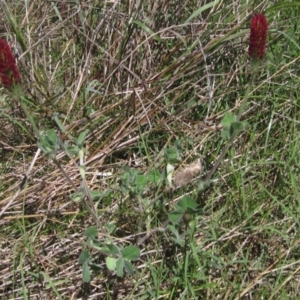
[0,148,41,217]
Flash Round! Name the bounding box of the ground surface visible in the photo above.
[1,1,300,299]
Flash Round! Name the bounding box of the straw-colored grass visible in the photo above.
[1,1,300,299]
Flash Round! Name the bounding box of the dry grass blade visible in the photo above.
[1,0,300,299]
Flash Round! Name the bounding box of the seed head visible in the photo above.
[248,14,268,60]
[0,38,21,89]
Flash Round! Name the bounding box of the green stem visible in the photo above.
[18,95,102,227]
[204,66,258,183]
[237,71,256,121]
[19,97,40,139]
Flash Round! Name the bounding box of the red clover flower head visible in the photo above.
[248,14,268,61]
[0,38,21,89]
